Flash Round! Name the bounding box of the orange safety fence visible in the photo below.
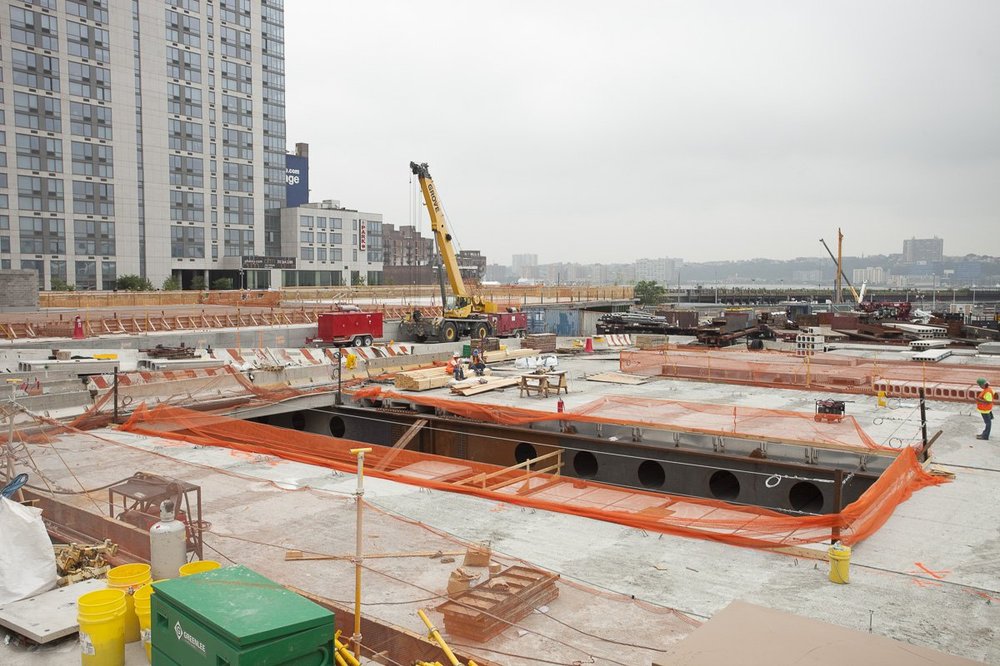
[353,388,893,451]
[119,402,946,550]
[620,348,994,402]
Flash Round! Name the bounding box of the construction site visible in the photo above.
[0,160,998,666]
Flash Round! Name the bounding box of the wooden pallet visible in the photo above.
[436,565,560,641]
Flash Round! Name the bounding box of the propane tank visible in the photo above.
[149,500,186,580]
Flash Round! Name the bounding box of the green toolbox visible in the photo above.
[150,565,334,665]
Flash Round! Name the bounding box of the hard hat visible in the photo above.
[453,352,460,357]
[977,378,988,387]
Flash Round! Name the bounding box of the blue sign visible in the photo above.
[285,154,309,207]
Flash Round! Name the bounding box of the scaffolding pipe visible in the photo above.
[350,447,372,661]
[417,608,472,666]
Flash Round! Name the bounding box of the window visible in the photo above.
[299,231,313,243]
[316,232,326,244]
[220,26,253,60]
[166,47,202,83]
[220,0,251,28]
[168,0,200,11]
[72,181,115,216]
[22,260,45,288]
[67,21,110,62]
[12,50,60,92]
[18,176,64,212]
[101,261,116,288]
[50,260,67,286]
[223,162,253,192]
[9,8,58,50]
[170,225,205,258]
[330,232,343,245]
[168,84,202,118]
[317,248,327,262]
[19,217,65,254]
[224,228,253,256]
[168,119,202,152]
[16,135,63,173]
[69,62,112,101]
[300,247,314,261]
[221,61,252,94]
[14,93,61,132]
[71,142,114,178]
[70,102,113,139]
[300,216,314,228]
[223,195,253,225]
[331,248,343,262]
[222,129,253,160]
[170,191,204,221]
[221,95,252,127]
[75,260,97,290]
[316,217,327,229]
[66,0,109,23]
[74,219,115,256]
[169,155,204,187]
[330,217,343,229]
[165,10,200,47]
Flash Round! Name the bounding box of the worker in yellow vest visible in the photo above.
[975,378,994,440]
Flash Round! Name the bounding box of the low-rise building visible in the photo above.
[278,200,383,286]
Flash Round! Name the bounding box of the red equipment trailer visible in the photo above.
[309,310,383,347]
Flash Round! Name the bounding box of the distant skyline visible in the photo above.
[285,1,1000,264]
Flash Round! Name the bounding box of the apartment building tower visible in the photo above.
[0,0,286,290]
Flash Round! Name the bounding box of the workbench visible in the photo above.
[519,370,568,398]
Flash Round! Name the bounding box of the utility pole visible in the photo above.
[350,447,372,661]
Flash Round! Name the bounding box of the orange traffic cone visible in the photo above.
[584,337,594,353]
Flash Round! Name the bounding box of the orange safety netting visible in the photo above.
[621,348,994,402]
[120,402,946,550]
[354,388,891,451]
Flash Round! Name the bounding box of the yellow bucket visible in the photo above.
[106,563,151,643]
[828,543,852,584]
[77,588,127,666]
[179,560,221,577]
[132,580,164,664]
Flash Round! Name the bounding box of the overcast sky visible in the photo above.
[284,1,1000,265]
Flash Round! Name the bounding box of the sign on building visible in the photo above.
[285,154,309,207]
[358,220,367,251]
[241,255,297,269]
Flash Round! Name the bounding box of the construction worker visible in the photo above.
[449,353,465,381]
[975,378,993,440]
[470,348,486,377]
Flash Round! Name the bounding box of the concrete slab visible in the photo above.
[658,599,983,665]
[0,579,105,643]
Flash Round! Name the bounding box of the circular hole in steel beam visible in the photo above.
[573,451,598,479]
[328,416,346,437]
[709,470,740,501]
[514,442,537,464]
[637,460,666,488]
[789,481,824,513]
[291,412,306,431]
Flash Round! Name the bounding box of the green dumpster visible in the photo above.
[150,565,334,665]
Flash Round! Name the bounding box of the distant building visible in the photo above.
[792,270,823,284]
[279,200,383,286]
[851,267,885,286]
[512,253,538,280]
[457,250,486,282]
[634,257,679,284]
[903,237,944,264]
[382,225,434,267]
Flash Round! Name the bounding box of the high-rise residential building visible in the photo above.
[511,253,537,279]
[0,0,286,290]
[902,237,944,264]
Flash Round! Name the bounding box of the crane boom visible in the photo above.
[819,237,862,304]
[410,162,469,301]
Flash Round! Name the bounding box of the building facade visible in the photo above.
[0,0,286,290]
[902,237,944,264]
[382,223,434,267]
[279,200,382,287]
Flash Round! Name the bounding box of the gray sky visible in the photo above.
[285,1,1000,264]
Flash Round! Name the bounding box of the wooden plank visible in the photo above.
[374,418,427,471]
[450,376,520,396]
[284,549,463,561]
[586,372,650,385]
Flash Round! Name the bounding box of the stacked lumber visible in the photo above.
[525,333,557,353]
[437,565,560,641]
[394,366,452,391]
[481,348,539,363]
[450,376,520,396]
[471,337,501,352]
[635,334,669,350]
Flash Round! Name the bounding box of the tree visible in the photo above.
[211,277,234,290]
[116,275,154,292]
[162,275,181,291]
[634,280,666,306]
[351,273,366,286]
[190,275,206,291]
[50,278,75,292]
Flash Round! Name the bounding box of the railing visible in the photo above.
[453,450,564,492]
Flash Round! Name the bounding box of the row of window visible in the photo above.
[14,177,114,215]
[300,231,344,245]
[11,49,112,101]
[299,216,344,230]
[13,217,115,256]
[13,135,114,177]
[20,258,115,290]
[300,247,347,263]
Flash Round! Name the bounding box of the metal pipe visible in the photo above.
[334,632,360,666]
[417,609,462,666]
[832,468,844,544]
[350,447,372,661]
[335,351,343,406]
[113,370,119,424]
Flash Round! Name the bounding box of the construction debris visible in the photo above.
[437,565,560,641]
[54,540,117,586]
[524,333,557,353]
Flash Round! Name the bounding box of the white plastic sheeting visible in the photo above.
[0,497,57,604]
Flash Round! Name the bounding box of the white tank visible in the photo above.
[149,500,187,580]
